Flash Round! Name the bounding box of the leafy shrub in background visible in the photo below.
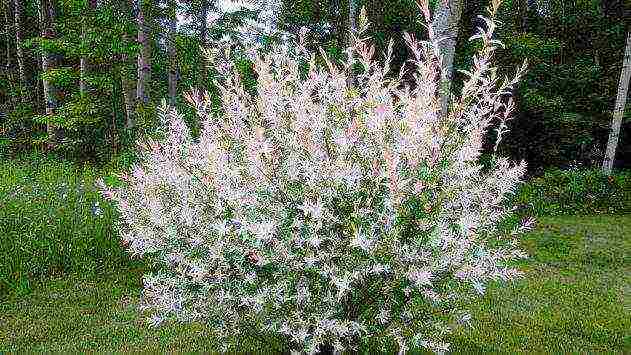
[511,168,631,217]
[99,1,534,353]
[0,153,140,297]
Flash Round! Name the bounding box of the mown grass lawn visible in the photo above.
[1,215,629,353]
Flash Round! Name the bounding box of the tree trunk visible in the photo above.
[2,0,15,111]
[136,0,151,106]
[431,0,464,118]
[120,0,136,129]
[79,0,97,94]
[167,0,176,105]
[121,32,136,129]
[1,0,7,70]
[39,0,62,149]
[121,70,136,128]
[3,0,11,72]
[110,63,121,155]
[36,52,43,113]
[516,0,528,33]
[602,30,631,174]
[13,0,27,101]
[79,41,87,94]
[348,0,356,39]
[200,0,207,44]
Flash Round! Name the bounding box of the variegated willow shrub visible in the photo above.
[98,1,533,353]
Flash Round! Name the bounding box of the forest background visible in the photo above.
[0,0,630,175]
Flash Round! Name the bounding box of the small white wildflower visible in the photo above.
[188,263,207,280]
[296,284,309,303]
[299,199,325,220]
[403,287,412,297]
[293,327,309,343]
[350,228,375,252]
[188,236,204,247]
[458,313,472,327]
[280,323,291,335]
[422,289,441,303]
[213,221,230,236]
[253,220,276,242]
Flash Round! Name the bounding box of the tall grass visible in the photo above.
[0,153,140,297]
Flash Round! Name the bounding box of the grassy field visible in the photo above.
[0,214,629,353]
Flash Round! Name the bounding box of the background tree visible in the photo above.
[167,0,176,105]
[0,0,628,174]
[603,2,631,173]
[2,0,15,112]
[12,0,27,101]
[79,0,97,95]
[135,0,152,110]
[469,0,631,173]
[38,0,60,148]
[430,0,463,116]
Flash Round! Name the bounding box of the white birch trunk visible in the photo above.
[3,0,10,71]
[13,0,26,101]
[602,30,631,174]
[431,0,463,117]
[39,0,61,148]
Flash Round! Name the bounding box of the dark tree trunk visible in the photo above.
[517,0,528,32]
[79,0,97,94]
[136,0,151,106]
[120,0,136,128]
[167,0,176,105]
